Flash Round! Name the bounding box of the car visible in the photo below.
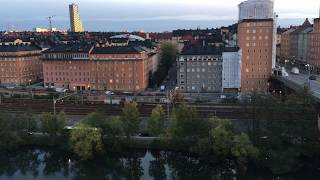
[291,67,300,75]
[309,75,317,80]
[105,91,114,95]
[6,86,15,90]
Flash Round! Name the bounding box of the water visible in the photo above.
[0,147,319,180]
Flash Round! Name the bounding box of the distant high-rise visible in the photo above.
[69,3,85,33]
[237,0,276,93]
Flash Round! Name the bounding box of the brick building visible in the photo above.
[0,45,42,86]
[42,44,154,91]
[308,18,320,73]
[42,44,93,90]
[280,28,296,62]
[89,46,153,91]
[238,19,274,92]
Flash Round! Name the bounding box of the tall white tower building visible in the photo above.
[238,0,277,69]
[238,0,274,20]
[69,3,85,33]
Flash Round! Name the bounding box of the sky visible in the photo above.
[0,0,319,32]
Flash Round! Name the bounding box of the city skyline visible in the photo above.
[0,0,319,32]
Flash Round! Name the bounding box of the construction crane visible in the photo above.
[48,15,55,32]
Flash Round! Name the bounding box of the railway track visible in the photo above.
[0,99,249,119]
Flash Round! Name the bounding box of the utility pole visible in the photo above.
[167,90,170,121]
[53,97,56,115]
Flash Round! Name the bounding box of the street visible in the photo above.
[283,71,320,99]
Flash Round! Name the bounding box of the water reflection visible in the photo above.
[0,148,319,180]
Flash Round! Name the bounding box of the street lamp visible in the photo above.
[53,98,57,115]
[88,85,91,96]
[28,79,33,99]
[306,64,311,89]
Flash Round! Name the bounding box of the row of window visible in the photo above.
[46,72,90,76]
[246,22,271,27]
[44,54,88,59]
[46,78,140,84]
[180,73,221,79]
[179,56,221,62]
[246,35,269,41]
[246,28,271,34]
[180,62,222,66]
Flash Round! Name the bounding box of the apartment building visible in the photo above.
[42,44,154,91]
[0,45,42,86]
[177,46,223,93]
[238,19,274,92]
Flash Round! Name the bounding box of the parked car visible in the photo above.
[105,91,114,95]
[291,67,300,75]
[6,86,15,90]
[309,75,317,80]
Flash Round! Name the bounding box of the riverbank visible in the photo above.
[1,90,320,179]
[1,145,320,180]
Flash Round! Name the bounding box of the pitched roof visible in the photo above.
[110,34,145,41]
[302,18,312,27]
[0,45,41,52]
[43,44,92,53]
[223,47,240,52]
[181,46,222,55]
[91,46,145,54]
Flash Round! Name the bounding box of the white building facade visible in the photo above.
[222,48,242,92]
[238,0,274,20]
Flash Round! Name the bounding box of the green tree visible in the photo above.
[0,113,22,150]
[40,112,66,136]
[245,89,320,174]
[148,105,165,136]
[82,112,108,133]
[231,133,259,166]
[149,43,177,87]
[69,124,103,160]
[121,102,140,138]
[105,117,124,138]
[168,104,208,148]
[209,119,234,157]
[14,111,38,132]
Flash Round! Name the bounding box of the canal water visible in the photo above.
[0,148,319,180]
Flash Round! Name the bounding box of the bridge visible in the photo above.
[272,74,320,103]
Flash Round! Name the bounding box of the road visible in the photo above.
[283,73,320,99]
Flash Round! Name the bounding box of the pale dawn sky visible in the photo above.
[0,0,319,31]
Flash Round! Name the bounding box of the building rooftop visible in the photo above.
[0,45,41,52]
[43,44,92,53]
[91,46,146,54]
[239,18,273,23]
[223,47,240,52]
[181,45,222,55]
[110,34,145,42]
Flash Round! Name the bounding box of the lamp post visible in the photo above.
[53,98,57,115]
[88,85,91,96]
[306,64,311,89]
[28,79,33,99]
